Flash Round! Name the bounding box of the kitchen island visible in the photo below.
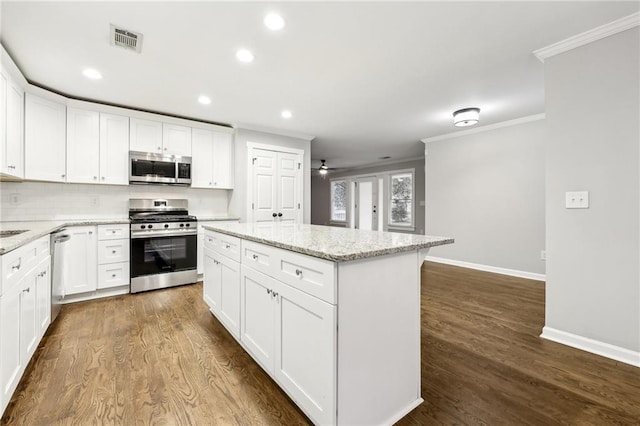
[202,223,453,425]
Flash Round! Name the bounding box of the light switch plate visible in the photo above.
[565,191,589,209]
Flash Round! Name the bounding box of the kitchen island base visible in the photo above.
[202,225,451,425]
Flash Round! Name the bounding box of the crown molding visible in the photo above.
[533,12,639,63]
[234,122,316,142]
[421,113,545,144]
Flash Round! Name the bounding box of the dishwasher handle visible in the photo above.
[53,234,71,244]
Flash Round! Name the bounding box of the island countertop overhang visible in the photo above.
[202,222,454,262]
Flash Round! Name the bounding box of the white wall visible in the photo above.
[425,118,546,275]
[0,181,230,221]
[543,28,639,359]
[229,128,312,223]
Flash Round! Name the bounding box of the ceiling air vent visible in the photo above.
[110,24,143,53]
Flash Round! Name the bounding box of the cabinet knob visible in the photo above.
[252,254,258,260]
[112,274,116,278]
[267,289,272,295]
[225,244,230,249]
[214,182,217,185]
[278,212,283,217]
[112,230,116,234]
[89,231,93,235]
[93,176,97,180]
[209,182,212,186]
[23,287,30,293]
[112,250,116,254]
[295,269,303,277]
[164,147,168,151]
[272,213,277,218]
[101,177,105,180]
[61,174,66,178]
[157,146,162,151]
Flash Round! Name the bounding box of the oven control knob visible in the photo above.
[148,225,153,229]
[164,224,169,229]
[186,223,190,227]
[141,225,146,229]
[180,223,184,228]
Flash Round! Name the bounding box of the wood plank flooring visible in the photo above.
[2,262,639,425]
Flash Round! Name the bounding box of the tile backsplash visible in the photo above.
[0,181,230,222]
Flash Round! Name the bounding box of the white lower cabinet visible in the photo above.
[203,247,240,339]
[65,226,98,295]
[204,228,337,425]
[0,236,51,416]
[197,220,239,275]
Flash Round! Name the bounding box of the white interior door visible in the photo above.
[252,148,278,222]
[249,145,303,223]
[276,152,301,223]
[355,177,378,230]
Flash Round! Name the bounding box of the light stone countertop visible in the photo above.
[203,222,454,262]
[196,216,241,222]
[0,219,129,255]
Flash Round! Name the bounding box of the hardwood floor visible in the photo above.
[2,262,639,425]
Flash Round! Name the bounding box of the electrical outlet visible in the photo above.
[9,193,20,205]
[565,191,589,209]
[540,250,546,261]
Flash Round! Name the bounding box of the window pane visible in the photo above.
[390,200,412,225]
[331,180,347,221]
[391,173,412,200]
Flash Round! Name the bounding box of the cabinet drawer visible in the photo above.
[98,224,129,240]
[98,262,130,289]
[98,239,130,264]
[1,236,50,294]
[241,240,276,278]
[203,232,219,251]
[212,232,241,263]
[274,249,336,304]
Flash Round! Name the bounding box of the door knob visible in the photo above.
[278,212,283,217]
[272,213,277,218]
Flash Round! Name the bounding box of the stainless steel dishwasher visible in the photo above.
[51,229,71,322]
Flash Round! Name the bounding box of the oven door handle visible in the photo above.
[131,230,197,239]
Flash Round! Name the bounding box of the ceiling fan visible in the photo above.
[311,159,337,176]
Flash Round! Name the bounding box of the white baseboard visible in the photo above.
[424,256,545,281]
[541,327,640,368]
[61,285,130,304]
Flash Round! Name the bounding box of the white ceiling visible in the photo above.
[1,1,638,169]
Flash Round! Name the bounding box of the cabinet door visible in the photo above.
[275,281,337,425]
[99,113,129,185]
[240,265,276,373]
[65,226,98,295]
[4,77,24,178]
[25,93,66,182]
[212,132,233,188]
[66,107,100,184]
[35,257,51,339]
[218,256,240,339]
[203,248,221,312]
[0,283,22,412]
[163,123,191,157]
[20,268,39,362]
[191,128,214,188]
[130,117,162,153]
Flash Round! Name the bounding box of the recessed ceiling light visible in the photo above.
[197,95,211,105]
[264,13,285,31]
[281,110,293,119]
[236,49,255,63]
[82,68,102,80]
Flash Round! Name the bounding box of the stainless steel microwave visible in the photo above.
[129,151,192,185]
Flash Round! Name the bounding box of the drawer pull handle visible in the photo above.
[295,269,303,277]
[23,287,30,293]
[252,254,258,260]
[225,244,231,249]
[12,261,21,271]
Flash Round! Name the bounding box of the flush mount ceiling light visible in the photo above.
[236,49,255,63]
[197,95,211,105]
[82,68,102,80]
[264,13,285,31]
[281,110,293,119]
[453,107,480,127]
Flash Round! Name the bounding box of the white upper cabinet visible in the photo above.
[67,109,129,185]
[66,107,100,184]
[99,113,129,185]
[0,67,24,178]
[163,123,191,157]
[191,128,234,189]
[129,117,162,153]
[212,132,233,188]
[24,93,66,182]
[130,118,191,157]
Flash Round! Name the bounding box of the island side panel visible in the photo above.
[336,249,423,425]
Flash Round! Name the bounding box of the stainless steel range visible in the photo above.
[129,198,197,293]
